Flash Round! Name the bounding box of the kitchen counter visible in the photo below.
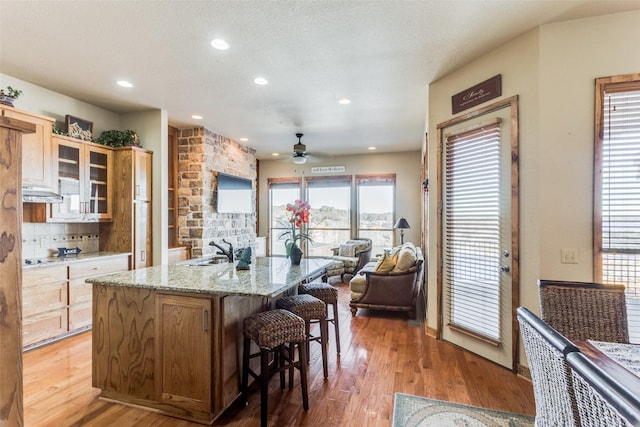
[90,256,335,424]
[86,256,333,298]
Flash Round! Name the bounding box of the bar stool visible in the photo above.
[242,309,309,427]
[276,294,329,379]
[298,282,341,355]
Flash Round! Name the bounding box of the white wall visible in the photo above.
[258,151,422,249]
[427,10,640,366]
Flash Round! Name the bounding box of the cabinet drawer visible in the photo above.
[69,256,129,279]
[69,301,92,331]
[23,308,68,347]
[23,264,67,286]
[69,278,92,304]
[23,281,67,317]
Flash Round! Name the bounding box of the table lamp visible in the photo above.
[393,217,411,244]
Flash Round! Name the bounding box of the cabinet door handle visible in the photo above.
[203,309,208,333]
[140,251,145,262]
[136,184,140,197]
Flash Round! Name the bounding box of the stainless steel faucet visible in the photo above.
[209,239,234,263]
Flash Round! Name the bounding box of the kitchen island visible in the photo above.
[87,257,334,425]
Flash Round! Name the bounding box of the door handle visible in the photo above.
[202,309,208,333]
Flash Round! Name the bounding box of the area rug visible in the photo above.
[392,393,535,427]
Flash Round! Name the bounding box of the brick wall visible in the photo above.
[177,127,257,258]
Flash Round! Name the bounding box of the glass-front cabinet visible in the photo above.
[50,135,112,222]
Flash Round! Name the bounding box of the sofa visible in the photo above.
[324,238,372,282]
[349,242,424,318]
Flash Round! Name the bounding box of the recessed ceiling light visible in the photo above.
[368,146,376,150]
[338,98,351,105]
[272,153,280,156]
[211,39,229,50]
[117,80,133,88]
[192,115,203,120]
[254,77,268,86]
[240,137,248,142]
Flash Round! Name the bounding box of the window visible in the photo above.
[267,174,397,258]
[356,174,395,256]
[595,74,640,343]
[268,178,301,256]
[305,176,352,257]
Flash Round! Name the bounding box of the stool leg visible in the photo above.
[298,340,309,411]
[260,348,270,427]
[304,320,311,365]
[332,301,341,355]
[278,343,286,390]
[241,336,250,405]
[320,317,329,378]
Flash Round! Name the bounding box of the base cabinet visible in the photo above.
[92,285,266,424]
[157,294,212,415]
[22,254,129,349]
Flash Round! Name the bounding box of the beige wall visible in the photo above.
[0,73,120,133]
[258,151,423,251]
[427,10,640,366]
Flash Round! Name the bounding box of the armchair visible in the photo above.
[325,238,372,282]
[349,244,423,318]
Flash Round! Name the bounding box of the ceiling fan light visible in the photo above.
[293,154,307,164]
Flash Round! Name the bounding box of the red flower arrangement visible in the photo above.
[279,199,312,258]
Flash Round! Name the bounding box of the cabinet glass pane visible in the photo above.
[58,145,80,180]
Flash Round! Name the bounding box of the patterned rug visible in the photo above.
[393,393,535,427]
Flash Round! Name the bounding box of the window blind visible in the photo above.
[599,85,640,343]
[444,121,502,342]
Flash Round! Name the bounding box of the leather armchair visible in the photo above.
[349,246,423,318]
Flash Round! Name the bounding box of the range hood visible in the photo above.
[22,187,63,203]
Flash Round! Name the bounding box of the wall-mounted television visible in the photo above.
[216,172,254,214]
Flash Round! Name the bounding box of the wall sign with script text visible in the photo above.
[311,166,346,173]
[451,75,502,114]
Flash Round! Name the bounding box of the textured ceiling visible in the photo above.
[1,1,639,160]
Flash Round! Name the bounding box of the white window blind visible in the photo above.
[444,121,502,342]
[599,84,640,343]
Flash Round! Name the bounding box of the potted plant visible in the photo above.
[94,129,140,147]
[0,86,23,107]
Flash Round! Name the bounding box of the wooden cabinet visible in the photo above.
[22,265,69,348]
[22,254,129,349]
[100,147,152,269]
[49,135,113,222]
[92,286,266,424]
[1,106,56,191]
[157,294,212,414]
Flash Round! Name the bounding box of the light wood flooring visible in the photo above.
[23,281,535,426]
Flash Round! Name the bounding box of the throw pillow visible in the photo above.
[393,244,417,272]
[339,243,356,257]
[375,251,398,273]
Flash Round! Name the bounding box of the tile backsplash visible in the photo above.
[22,222,100,260]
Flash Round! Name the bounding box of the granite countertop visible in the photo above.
[86,257,335,298]
[22,251,131,269]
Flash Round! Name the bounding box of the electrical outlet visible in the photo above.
[561,248,578,264]
[40,237,49,248]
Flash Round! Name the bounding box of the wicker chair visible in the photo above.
[516,307,581,426]
[566,351,640,427]
[538,280,629,343]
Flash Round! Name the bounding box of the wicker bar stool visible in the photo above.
[276,294,329,379]
[242,309,309,427]
[298,282,341,355]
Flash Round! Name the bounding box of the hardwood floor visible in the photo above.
[23,281,535,426]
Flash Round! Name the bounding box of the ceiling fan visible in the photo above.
[292,133,308,164]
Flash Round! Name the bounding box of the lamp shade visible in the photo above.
[393,218,410,229]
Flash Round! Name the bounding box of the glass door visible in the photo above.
[53,138,84,221]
